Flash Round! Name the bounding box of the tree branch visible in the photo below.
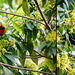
[39,29,48,44]
[34,0,52,31]
[48,4,57,24]
[20,55,41,59]
[0,63,55,75]
[33,50,53,60]
[49,14,56,26]
[0,11,46,26]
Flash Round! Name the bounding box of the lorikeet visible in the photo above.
[0,22,6,35]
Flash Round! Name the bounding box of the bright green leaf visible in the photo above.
[65,41,68,52]
[12,21,20,32]
[1,55,7,64]
[22,0,30,16]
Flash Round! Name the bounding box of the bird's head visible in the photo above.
[0,22,2,27]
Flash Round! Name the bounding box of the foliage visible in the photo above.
[57,0,75,74]
[0,0,56,75]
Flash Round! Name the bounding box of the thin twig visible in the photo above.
[34,0,52,31]
[49,14,56,26]
[0,63,55,75]
[39,29,48,44]
[18,34,27,43]
[26,55,40,56]
[33,50,53,60]
[0,11,46,26]
[48,4,57,24]
[20,56,41,59]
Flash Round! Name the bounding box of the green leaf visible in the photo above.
[48,47,53,56]
[44,10,51,20]
[27,41,34,54]
[7,0,13,8]
[39,42,47,50]
[16,41,23,52]
[12,21,20,32]
[1,55,7,64]
[58,26,63,34]
[22,0,30,16]
[65,34,70,44]
[5,55,21,66]
[18,51,26,67]
[42,0,46,6]
[47,42,52,47]
[33,26,38,40]
[57,0,64,5]
[26,22,33,30]
[0,0,4,6]
[3,66,14,75]
[65,41,68,52]
[57,45,63,52]
[31,51,38,65]
[17,4,22,10]
[69,47,72,53]
[52,47,56,56]
[59,68,63,75]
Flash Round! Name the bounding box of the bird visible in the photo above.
[0,22,6,36]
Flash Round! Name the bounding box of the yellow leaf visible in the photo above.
[17,0,23,5]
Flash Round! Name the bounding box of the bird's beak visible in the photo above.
[0,23,1,26]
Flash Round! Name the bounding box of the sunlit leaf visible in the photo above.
[12,21,20,32]
[22,0,30,16]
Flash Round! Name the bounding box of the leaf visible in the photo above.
[1,55,7,64]
[63,3,67,10]
[27,41,34,54]
[3,66,14,75]
[26,22,33,30]
[44,10,51,20]
[0,0,4,6]
[57,7,64,11]
[50,0,53,7]
[52,47,56,56]
[16,41,23,52]
[57,0,64,5]
[17,4,22,10]
[59,68,63,75]
[64,0,69,8]
[7,0,13,8]
[17,0,23,5]
[22,0,30,16]
[48,47,53,56]
[57,45,63,52]
[42,0,46,6]
[38,42,47,50]
[33,26,38,40]
[18,51,26,67]
[12,21,20,32]
[5,55,21,66]
[47,42,52,47]
[31,51,38,65]
[69,47,72,53]
[65,34,70,44]
[58,26,63,34]
[28,0,31,2]
[65,41,68,52]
